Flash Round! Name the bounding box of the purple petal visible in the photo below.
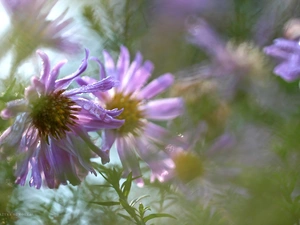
[101,130,116,152]
[138,73,174,99]
[0,113,29,147]
[116,137,144,187]
[116,46,130,82]
[37,50,51,84]
[1,99,27,119]
[103,50,116,77]
[45,59,67,93]
[75,98,113,121]
[274,60,300,82]
[144,122,189,151]
[90,57,107,80]
[124,60,154,95]
[29,157,42,189]
[208,133,236,155]
[72,125,110,164]
[64,76,117,96]
[143,98,184,120]
[119,52,143,91]
[55,49,89,90]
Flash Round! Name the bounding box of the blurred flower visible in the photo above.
[0,0,80,72]
[167,123,237,204]
[0,50,124,189]
[186,18,270,100]
[264,38,300,82]
[76,46,186,187]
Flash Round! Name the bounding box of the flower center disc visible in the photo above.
[30,90,79,142]
[173,152,204,183]
[105,92,144,136]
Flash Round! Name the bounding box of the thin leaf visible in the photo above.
[130,195,150,207]
[143,213,176,223]
[117,213,134,222]
[121,172,132,198]
[90,201,120,206]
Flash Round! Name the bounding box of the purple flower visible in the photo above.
[264,38,300,82]
[0,50,124,189]
[76,46,186,186]
[1,0,80,55]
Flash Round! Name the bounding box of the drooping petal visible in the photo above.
[116,137,144,187]
[29,157,42,189]
[101,129,117,152]
[0,113,29,147]
[142,98,184,120]
[135,137,175,183]
[138,73,174,100]
[55,49,89,90]
[1,99,28,119]
[144,122,189,151]
[90,57,108,80]
[72,125,110,164]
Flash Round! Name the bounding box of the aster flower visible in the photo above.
[264,38,300,82]
[0,0,80,73]
[76,46,186,186]
[0,49,124,189]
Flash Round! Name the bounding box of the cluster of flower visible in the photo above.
[0,0,188,189]
[0,0,299,192]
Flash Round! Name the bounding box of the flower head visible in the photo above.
[264,38,300,82]
[0,50,124,189]
[76,46,186,186]
[1,0,80,66]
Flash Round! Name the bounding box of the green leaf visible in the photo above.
[117,213,134,222]
[90,201,120,206]
[121,172,132,198]
[143,213,176,223]
[130,195,150,207]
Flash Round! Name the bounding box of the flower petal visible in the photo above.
[55,49,89,90]
[116,46,130,82]
[64,76,117,96]
[46,59,67,93]
[101,129,116,152]
[138,73,174,99]
[1,99,27,119]
[103,50,116,77]
[116,137,144,187]
[124,60,154,95]
[143,98,184,120]
[120,52,143,91]
[144,122,189,151]
[37,50,51,84]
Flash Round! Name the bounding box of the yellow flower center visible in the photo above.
[30,90,80,143]
[173,152,204,183]
[105,92,144,136]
